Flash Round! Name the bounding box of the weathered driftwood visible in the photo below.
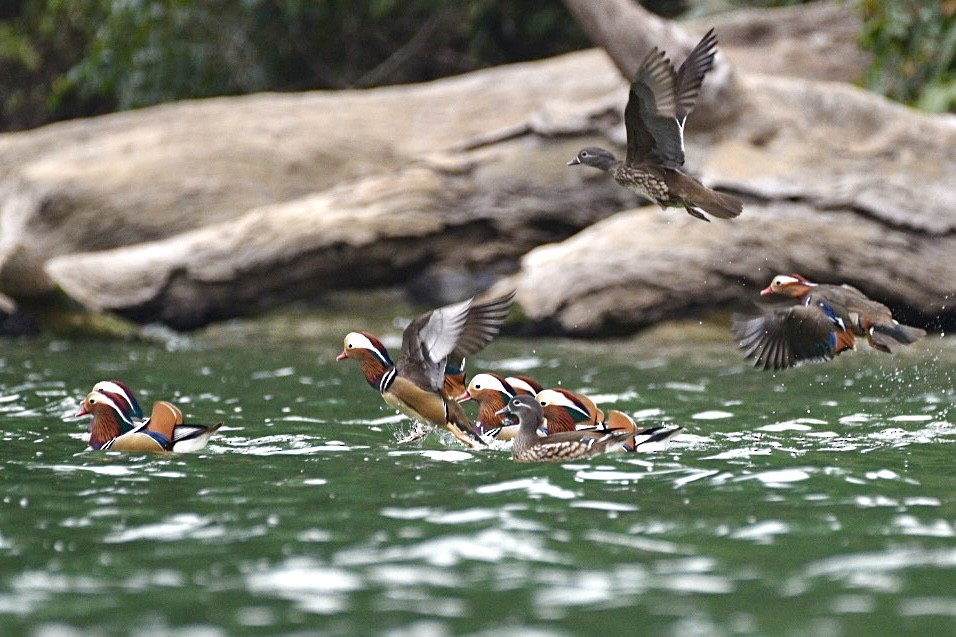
[1,1,952,333]
[504,201,956,335]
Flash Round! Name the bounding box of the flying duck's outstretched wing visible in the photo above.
[624,47,682,168]
[674,28,718,123]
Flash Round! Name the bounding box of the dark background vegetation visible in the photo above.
[0,0,953,133]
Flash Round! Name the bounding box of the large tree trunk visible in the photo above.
[0,1,950,334]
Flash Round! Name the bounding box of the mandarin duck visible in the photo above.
[497,395,634,463]
[505,375,543,396]
[76,391,222,452]
[535,388,680,452]
[535,388,602,433]
[459,372,520,438]
[442,353,469,402]
[337,291,515,448]
[568,28,742,222]
[91,380,144,420]
[732,273,927,371]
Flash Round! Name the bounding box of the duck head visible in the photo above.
[761,273,816,298]
[495,394,543,429]
[337,331,395,390]
[568,147,618,171]
[91,380,143,419]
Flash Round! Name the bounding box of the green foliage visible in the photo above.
[861,0,956,112]
[5,0,953,131]
[0,0,591,131]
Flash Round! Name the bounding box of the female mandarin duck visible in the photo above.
[535,388,680,452]
[76,391,222,452]
[732,273,926,370]
[568,28,742,222]
[496,395,635,463]
[337,291,515,448]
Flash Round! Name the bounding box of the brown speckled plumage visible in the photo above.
[568,28,742,222]
[497,396,633,463]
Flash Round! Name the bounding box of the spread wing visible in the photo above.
[398,291,515,391]
[674,28,718,123]
[732,306,844,371]
[624,47,683,167]
[452,290,515,359]
[398,298,471,390]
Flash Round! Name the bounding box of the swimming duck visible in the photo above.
[535,388,680,452]
[76,391,222,452]
[337,292,515,448]
[497,395,634,463]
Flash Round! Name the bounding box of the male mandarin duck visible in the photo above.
[76,391,222,452]
[505,375,543,396]
[459,372,520,438]
[535,388,680,452]
[337,291,515,448]
[732,273,927,371]
[496,395,635,463]
[442,353,469,402]
[568,28,742,222]
[535,388,603,433]
[78,379,145,436]
[91,380,144,420]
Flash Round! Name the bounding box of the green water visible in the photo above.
[1,315,955,637]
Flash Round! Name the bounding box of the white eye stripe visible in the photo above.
[468,373,508,394]
[343,331,391,367]
[92,381,126,396]
[506,378,537,395]
[535,389,578,408]
[344,332,376,351]
[86,391,124,414]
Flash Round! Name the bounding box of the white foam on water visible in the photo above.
[890,414,934,422]
[743,469,812,485]
[729,520,791,543]
[702,448,773,461]
[487,356,545,371]
[476,478,577,500]
[665,382,707,392]
[245,557,362,615]
[104,513,224,543]
[42,464,137,477]
[692,410,734,420]
[570,500,638,512]
[757,421,813,432]
[387,450,474,463]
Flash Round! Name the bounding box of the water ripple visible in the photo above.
[476,478,577,500]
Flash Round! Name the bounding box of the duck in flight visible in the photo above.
[568,28,742,222]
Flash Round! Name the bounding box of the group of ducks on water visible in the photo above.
[73,268,926,462]
[72,29,927,461]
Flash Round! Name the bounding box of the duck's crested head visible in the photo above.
[337,331,393,366]
[761,273,816,297]
[462,373,515,402]
[505,375,543,396]
[76,391,135,428]
[92,380,142,418]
